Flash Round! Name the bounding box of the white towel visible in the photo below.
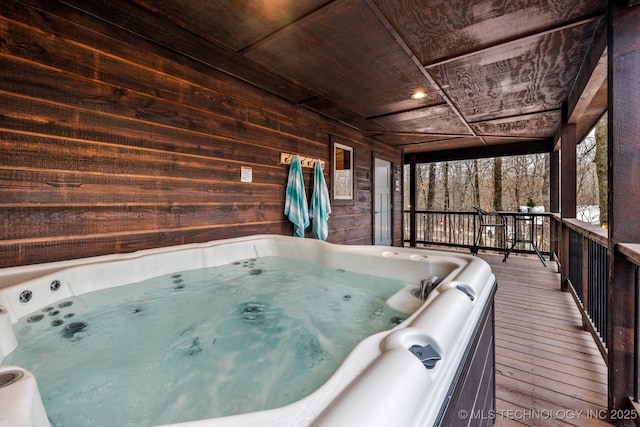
[284,155,309,237]
[310,160,331,240]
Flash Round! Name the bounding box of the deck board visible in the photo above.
[479,253,610,427]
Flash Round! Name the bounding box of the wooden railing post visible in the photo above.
[581,234,589,329]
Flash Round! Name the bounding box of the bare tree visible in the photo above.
[543,153,550,209]
[500,154,546,209]
[416,164,428,210]
[594,113,608,226]
[493,157,503,211]
[413,153,549,213]
[492,157,505,247]
[427,163,436,209]
[443,162,450,210]
[577,133,597,206]
[471,159,480,207]
[424,162,437,240]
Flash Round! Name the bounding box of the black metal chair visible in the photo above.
[471,206,508,261]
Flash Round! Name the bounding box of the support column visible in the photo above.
[549,150,560,263]
[607,2,640,419]
[560,124,577,219]
[549,150,559,213]
[409,154,417,247]
[560,123,577,292]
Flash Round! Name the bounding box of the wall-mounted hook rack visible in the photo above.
[280,152,326,169]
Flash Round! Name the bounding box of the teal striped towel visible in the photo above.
[310,160,331,240]
[284,155,309,237]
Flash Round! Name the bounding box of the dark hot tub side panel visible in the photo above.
[437,283,496,427]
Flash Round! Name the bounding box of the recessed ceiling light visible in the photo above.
[411,91,426,99]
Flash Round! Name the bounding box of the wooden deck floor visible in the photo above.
[478,253,611,427]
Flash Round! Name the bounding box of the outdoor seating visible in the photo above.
[471,206,508,261]
[504,210,547,267]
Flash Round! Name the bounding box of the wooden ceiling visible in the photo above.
[56,0,608,158]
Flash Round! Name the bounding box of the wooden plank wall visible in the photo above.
[0,1,403,268]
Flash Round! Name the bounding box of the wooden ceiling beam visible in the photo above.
[424,15,603,70]
[566,15,608,123]
[365,0,484,144]
[406,139,554,164]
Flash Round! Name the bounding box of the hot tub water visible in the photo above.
[5,256,410,427]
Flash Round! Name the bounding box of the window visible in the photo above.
[333,142,353,200]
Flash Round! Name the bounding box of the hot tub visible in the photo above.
[0,235,496,427]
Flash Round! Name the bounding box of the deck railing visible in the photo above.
[408,211,640,408]
[404,209,551,256]
[542,218,640,411]
[561,218,609,360]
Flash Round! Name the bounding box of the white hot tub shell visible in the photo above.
[0,234,496,427]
